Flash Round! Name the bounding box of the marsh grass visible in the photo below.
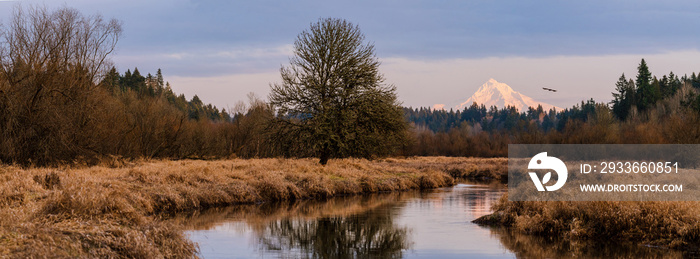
[0,157,503,258]
[475,194,700,251]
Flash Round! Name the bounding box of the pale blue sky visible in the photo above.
[1,0,699,109]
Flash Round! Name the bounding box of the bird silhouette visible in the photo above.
[542,87,557,92]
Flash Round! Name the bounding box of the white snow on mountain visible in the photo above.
[453,78,562,112]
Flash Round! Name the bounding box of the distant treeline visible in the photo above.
[402,59,700,157]
[102,68,231,122]
[2,6,700,166]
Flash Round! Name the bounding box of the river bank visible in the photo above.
[474,194,700,252]
[0,157,505,258]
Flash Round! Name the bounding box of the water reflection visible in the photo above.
[182,183,681,258]
[490,227,685,258]
[256,205,410,258]
[180,193,415,258]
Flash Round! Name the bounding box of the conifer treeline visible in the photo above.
[101,67,231,122]
[402,60,700,157]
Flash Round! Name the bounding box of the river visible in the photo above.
[181,182,681,258]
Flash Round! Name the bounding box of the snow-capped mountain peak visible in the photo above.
[455,78,561,112]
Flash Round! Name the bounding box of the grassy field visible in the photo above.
[0,157,505,258]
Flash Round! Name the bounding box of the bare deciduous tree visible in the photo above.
[269,18,407,165]
[0,5,122,165]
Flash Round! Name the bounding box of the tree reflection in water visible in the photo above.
[255,204,411,259]
[183,183,691,258]
[489,226,686,259]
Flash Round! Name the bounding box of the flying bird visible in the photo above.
[542,87,557,92]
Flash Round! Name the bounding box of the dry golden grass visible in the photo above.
[0,157,503,258]
[475,194,700,251]
[377,156,507,182]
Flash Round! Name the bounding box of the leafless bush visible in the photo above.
[0,5,121,165]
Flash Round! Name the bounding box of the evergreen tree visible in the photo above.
[100,67,120,91]
[692,72,700,89]
[188,95,203,120]
[611,74,635,120]
[156,68,164,88]
[635,59,659,111]
[120,69,132,91]
[541,112,555,132]
[667,71,681,96]
[146,73,156,96]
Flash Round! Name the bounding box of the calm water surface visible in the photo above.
[182,183,680,258]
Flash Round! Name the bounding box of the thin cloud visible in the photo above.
[112,44,293,77]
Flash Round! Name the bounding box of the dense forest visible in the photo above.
[1,6,700,166]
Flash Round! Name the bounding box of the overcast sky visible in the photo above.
[1,0,699,110]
